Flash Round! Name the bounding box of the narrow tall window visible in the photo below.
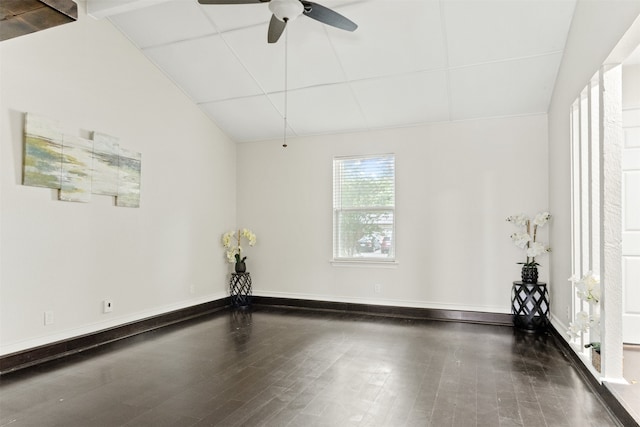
[570,78,600,353]
[333,154,395,261]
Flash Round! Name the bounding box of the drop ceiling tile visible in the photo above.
[200,0,353,32]
[330,0,447,81]
[144,34,263,103]
[109,0,216,49]
[449,53,563,120]
[201,95,287,142]
[222,20,346,93]
[443,0,576,67]
[198,2,271,32]
[351,70,450,128]
[104,0,578,142]
[268,83,368,135]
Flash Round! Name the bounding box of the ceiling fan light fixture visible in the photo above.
[269,0,303,22]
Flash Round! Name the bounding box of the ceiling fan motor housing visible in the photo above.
[269,0,303,22]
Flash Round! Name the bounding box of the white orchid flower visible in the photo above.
[221,228,257,262]
[507,213,530,227]
[511,232,531,249]
[568,271,601,341]
[221,232,234,248]
[571,271,601,303]
[533,212,551,227]
[526,241,548,258]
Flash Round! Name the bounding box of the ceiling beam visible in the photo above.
[0,0,78,42]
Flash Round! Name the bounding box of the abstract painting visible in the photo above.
[91,132,119,196]
[23,114,63,189]
[60,134,93,202]
[116,148,141,208]
[22,113,142,208]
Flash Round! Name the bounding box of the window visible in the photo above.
[333,154,395,261]
[569,72,604,364]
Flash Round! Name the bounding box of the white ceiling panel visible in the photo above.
[223,20,347,93]
[144,34,263,103]
[268,84,368,135]
[201,95,289,142]
[351,70,450,128]
[101,0,578,143]
[331,0,447,81]
[199,2,271,33]
[443,0,576,67]
[109,0,216,49]
[448,53,563,120]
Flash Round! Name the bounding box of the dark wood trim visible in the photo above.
[0,296,511,375]
[0,298,230,375]
[548,323,638,427]
[251,296,513,326]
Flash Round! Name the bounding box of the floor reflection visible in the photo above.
[229,307,253,349]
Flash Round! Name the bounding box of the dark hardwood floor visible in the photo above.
[0,308,622,426]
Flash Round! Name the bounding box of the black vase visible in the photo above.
[235,261,246,273]
[521,264,538,283]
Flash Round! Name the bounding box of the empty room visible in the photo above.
[1,0,640,425]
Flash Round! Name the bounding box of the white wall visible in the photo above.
[623,63,640,109]
[548,1,640,333]
[0,2,236,354]
[237,115,548,313]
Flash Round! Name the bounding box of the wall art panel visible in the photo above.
[60,134,93,202]
[116,148,141,208]
[23,114,63,189]
[91,132,119,196]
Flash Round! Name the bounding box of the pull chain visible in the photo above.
[283,20,288,148]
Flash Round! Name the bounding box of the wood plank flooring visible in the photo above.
[0,308,622,426]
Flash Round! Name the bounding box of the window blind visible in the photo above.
[333,154,395,260]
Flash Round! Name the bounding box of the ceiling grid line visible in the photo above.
[106,0,578,142]
[322,22,371,132]
[447,50,567,72]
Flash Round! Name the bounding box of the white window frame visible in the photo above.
[570,76,601,354]
[332,154,396,263]
[569,65,624,380]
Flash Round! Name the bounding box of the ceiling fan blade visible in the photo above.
[268,14,287,43]
[301,1,357,32]
[198,0,268,4]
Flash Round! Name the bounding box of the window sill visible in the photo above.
[330,260,399,268]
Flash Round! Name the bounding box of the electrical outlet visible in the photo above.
[374,284,382,294]
[103,300,113,313]
[566,306,571,319]
[44,311,54,325]
[190,284,195,294]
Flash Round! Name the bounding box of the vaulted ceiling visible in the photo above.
[89,0,577,143]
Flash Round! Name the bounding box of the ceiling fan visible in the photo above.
[197,0,358,43]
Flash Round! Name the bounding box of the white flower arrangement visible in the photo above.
[506,212,551,266]
[567,271,601,340]
[222,228,257,263]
